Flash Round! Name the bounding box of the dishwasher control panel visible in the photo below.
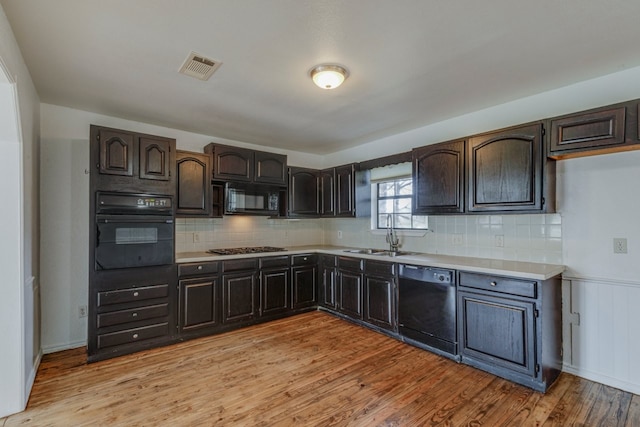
[398,264,454,284]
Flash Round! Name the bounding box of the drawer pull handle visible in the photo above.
[132,312,138,317]
[132,334,139,339]
[490,281,497,287]
[133,291,139,297]
[197,266,203,270]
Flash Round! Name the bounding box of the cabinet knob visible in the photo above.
[133,291,139,297]
[132,334,139,339]
[132,312,138,317]
[303,257,308,261]
[490,281,497,287]
[197,265,203,270]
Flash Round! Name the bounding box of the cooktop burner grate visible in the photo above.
[206,246,287,255]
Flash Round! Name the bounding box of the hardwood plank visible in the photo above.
[2,311,639,426]
[625,394,640,427]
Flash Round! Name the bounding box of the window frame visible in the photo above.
[370,175,429,235]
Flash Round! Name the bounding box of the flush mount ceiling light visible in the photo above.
[310,64,349,90]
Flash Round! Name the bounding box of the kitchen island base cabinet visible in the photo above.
[457,272,562,392]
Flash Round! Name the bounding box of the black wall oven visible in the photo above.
[95,192,174,270]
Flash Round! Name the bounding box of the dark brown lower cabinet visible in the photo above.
[457,271,562,392]
[178,277,220,332]
[222,271,259,324]
[260,268,290,316]
[319,255,338,310]
[291,254,318,309]
[337,270,364,320]
[363,261,396,332]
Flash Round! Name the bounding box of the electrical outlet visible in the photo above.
[337,230,343,239]
[452,234,463,246]
[79,305,88,318]
[495,235,504,248]
[193,232,201,243]
[613,237,627,254]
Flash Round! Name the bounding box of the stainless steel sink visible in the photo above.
[373,250,417,257]
[343,248,416,257]
[343,248,386,254]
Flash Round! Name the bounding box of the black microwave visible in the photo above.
[224,182,282,216]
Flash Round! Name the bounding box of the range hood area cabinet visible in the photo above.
[288,164,371,218]
[205,143,288,186]
[412,123,556,215]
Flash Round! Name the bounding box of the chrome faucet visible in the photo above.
[385,214,400,253]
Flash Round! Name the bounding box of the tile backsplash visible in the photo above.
[176,214,562,264]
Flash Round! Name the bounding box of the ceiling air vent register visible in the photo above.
[178,52,222,81]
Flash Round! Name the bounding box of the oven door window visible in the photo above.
[95,218,173,270]
[115,227,158,245]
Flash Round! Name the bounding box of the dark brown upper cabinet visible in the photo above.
[205,143,287,185]
[254,150,287,185]
[91,125,175,195]
[335,164,371,218]
[412,139,465,214]
[549,106,626,158]
[176,150,211,217]
[320,168,336,217]
[98,128,134,177]
[468,123,553,213]
[288,167,320,217]
[139,137,171,181]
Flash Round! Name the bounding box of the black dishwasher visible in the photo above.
[398,264,457,358]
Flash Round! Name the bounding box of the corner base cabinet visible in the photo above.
[457,271,562,392]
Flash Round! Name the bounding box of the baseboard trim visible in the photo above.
[42,340,86,355]
[563,363,640,395]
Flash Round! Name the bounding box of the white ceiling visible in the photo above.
[3,0,640,154]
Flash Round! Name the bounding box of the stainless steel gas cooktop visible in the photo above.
[206,246,287,255]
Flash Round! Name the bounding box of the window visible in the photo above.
[375,177,428,230]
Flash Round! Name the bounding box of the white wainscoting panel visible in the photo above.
[563,276,640,394]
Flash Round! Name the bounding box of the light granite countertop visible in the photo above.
[176,245,565,281]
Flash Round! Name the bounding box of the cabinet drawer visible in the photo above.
[97,303,169,328]
[98,284,169,307]
[260,255,290,269]
[338,256,364,272]
[321,255,338,267]
[365,260,395,277]
[178,262,219,277]
[459,272,537,298]
[291,254,317,266]
[222,258,258,272]
[97,322,169,349]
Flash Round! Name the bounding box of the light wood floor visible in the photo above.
[2,311,639,426]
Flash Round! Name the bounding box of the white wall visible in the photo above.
[0,3,41,418]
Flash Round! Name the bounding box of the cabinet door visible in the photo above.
[254,151,287,185]
[98,128,135,176]
[222,272,258,324]
[458,291,536,377]
[468,123,543,212]
[320,168,336,217]
[292,265,318,309]
[320,266,337,309]
[413,140,465,214]
[179,277,219,332]
[139,137,171,181]
[335,165,355,217]
[288,167,319,216]
[212,145,253,181]
[364,276,395,331]
[549,107,626,157]
[260,268,290,316]
[176,151,212,216]
[338,270,363,320]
